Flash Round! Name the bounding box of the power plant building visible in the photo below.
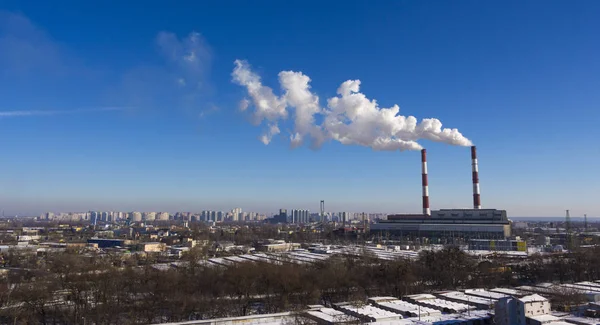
[371,146,511,240]
[371,208,510,239]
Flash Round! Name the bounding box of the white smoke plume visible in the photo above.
[232,60,287,124]
[232,60,473,150]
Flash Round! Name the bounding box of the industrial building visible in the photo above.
[468,239,527,252]
[371,146,511,240]
[495,294,551,325]
[87,238,130,248]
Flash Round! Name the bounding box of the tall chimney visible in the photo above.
[421,149,430,215]
[471,146,481,209]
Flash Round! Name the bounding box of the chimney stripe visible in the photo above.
[471,146,481,209]
[421,149,430,215]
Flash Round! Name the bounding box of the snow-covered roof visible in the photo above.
[519,294,548,303]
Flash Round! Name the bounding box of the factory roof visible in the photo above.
[376,300,440,317]
[528,314,560,323]
[561,316,600,324]
[438,291,494,306]
[576,281,600,290]
[465,289,510,301]
[561,284,600,294]
[405,293,437,301]
[368,297,401,303]
[335,303,402,320]
[418,298,474,312]
[304,306,357,323]
[405,309,491,324]
[517,285,556,295]
[151,312,300,325]
[369,320,415,325]
[490,287,525,296]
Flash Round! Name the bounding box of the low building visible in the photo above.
[256,242,301,252]
[561,316,600,324]
[468,239,527,252]
[495,294,551,325]
[465,289,510,301]
[137,242,166,252]
[490,287,527,297]
[369,297,441,318]
[528,314,561,325]
[304,305,358,324]
[333,302,402,323]
[87,238,129,248]
[495,296,520,325]
[519,294,551,320]
[437,291,494,310]
[150,312,305,325]
[404,294,474,313]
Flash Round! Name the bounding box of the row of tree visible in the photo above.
[2,246,600,324]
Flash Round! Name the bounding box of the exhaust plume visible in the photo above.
[232,60,473,150]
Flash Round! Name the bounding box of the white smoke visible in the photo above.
[278,70,326,148]
[260,123,280,145]
[232,60,287,125]
[232,60,473,150]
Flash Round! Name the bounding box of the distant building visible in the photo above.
[339,212,350,225]
[231,208,242,222]
[144,212,156,221]
[89,211,99,225]
[157,212,169,221]
[130,212,142,222]
[291,209,310,224]
[137,242,166,252]
[87,238,128,248]
[271,209,288,224]
[468,239,527,252]
[256,242,300,252]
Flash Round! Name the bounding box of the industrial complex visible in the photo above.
[371,146,511,240]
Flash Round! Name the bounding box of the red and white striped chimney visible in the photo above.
[471,146,481,209]
[421,149,430,215]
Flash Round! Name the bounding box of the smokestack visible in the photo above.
[471,146,481,209]
[421,149,430,215]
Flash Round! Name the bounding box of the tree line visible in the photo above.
[1,246,600,324]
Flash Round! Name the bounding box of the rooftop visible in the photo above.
[519,294,549,303]
[528,314,560,322]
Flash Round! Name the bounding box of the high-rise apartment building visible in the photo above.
[157,212,169,221]
[338,212,350,225]
[291,209,310,224]
[231,208,242,222]
[130,211,143,222]
[89,211,99,225]
[144,212,156,221]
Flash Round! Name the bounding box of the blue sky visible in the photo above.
[0,1,599,217]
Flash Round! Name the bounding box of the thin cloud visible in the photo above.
[1,11,216,121]
[0,106,130,118]
[198,104,219,119]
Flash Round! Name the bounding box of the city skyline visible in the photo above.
[1,2,599,217]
